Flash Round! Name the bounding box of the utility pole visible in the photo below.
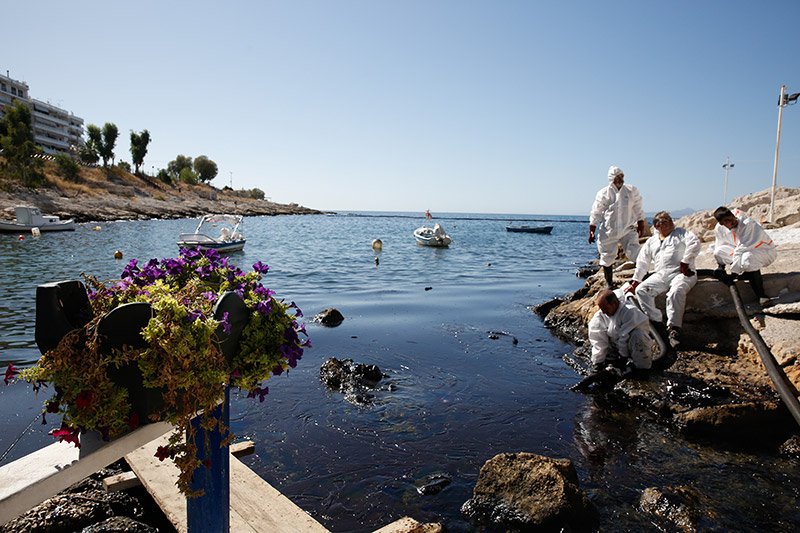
[229,171,233,189]
[722,157,734,204]
[769,85,800,223]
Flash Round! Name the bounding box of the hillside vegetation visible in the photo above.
[0,159,321,222]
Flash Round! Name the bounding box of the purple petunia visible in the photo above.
[220,312,231,335]
[252,261,270,274]
[246,385,269,402]
[255,300,272,316]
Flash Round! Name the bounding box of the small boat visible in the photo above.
[0,206,75,232]
[177,214,246,253]
[414,223,451,247]
[506,225,553,234]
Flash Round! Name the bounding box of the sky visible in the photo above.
[5,1,800,215]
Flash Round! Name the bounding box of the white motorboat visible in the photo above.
[0,206,75,232]
[414,223,451,247]
[177,214,246,253]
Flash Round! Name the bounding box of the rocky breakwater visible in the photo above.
[0,166,322,222]
[536,187,800,442]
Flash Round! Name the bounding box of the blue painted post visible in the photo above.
[187,387,230,532]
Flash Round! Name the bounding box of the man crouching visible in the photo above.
[588,289,658,374]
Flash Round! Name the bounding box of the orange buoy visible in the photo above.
[114,250,123,259]
[18,235,24,241]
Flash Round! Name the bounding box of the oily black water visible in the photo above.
[1,213,798,531]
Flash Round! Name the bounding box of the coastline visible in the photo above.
[0,166,323,223]
[537,186,800,434]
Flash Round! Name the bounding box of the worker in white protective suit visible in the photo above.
[589,165,647,288]
[625,211,700,349]
[712,206,777,307]
[588,289,658,373]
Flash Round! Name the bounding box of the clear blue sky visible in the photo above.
[5,1,800,215]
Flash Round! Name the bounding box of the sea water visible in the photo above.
[1,212,798,531]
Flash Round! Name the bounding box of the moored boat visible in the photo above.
[414,223,451,247]
[177,214,246,253]
[506,225,553,234]
[0,206,75,232]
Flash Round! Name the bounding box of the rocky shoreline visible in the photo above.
[0,166,323,224]
[534,188,800,440]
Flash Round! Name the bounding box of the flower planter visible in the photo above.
[19,248,308,502]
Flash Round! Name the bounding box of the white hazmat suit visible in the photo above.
[632,227,700,328]
[588,289,657,370]
[589,167,645,266]
[713,209,776,275]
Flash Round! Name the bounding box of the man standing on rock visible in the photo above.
[588,289,658,373]
[625,211,700,348]
[589,165,647,289]
[712,207,777,307]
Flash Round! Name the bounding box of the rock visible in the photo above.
[416,473,451,495]
[82,516,158,532]
[320,357,385,405]
[674,401,792,440]
[639,485,712,532]
[779,434,800,458]
[1,488,143,533]
[314,307,345,327]
[461,452,595,530]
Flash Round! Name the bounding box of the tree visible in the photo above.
[167,155,193,181]
[129,129,151,174]
[0,100,44,185]
[55,153,81,181]
[117,161,132,172]
[99,123,119,167]
[179,167,198,185]
[81,124,102,165]
[193,155,218,183]
[156,168,172,185]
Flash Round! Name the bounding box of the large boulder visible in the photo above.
[461,452,595,531]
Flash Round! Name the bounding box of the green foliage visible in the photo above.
[82,124,102,164]
[117,161,132,172]
[167,155,192,181]
[55,153,81,181]
[179,167,198,185]
[17,249,307,497]
[248,188,265,200]
[156,168,172,185]
[129,129,150,174]
[99,123,119,167]
[0,100,44,185]
[192,155,218,182]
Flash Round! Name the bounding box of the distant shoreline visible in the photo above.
[0,165,323,223]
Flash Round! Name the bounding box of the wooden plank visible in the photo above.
[103,440,255,493]
[0,421,172,527]
[125,434,328,533]
[103,471,140,492]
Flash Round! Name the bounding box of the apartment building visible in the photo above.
[0,71,84,155]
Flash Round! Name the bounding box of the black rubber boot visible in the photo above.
[603,266,614,288]
[743,270,766,299]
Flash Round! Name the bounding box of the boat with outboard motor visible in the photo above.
[177,214,246,253]
[0,206,75,232]
[414,223,451,247]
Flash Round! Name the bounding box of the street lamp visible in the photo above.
[769,84,800,223]
[722,157,734,204]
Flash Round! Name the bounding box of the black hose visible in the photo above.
[728,283,800,427]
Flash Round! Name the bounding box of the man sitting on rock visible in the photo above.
[712,206,777,307]
[625,211,700,348]
[588,289,658,374]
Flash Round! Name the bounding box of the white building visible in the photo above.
[0,71,84,155]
